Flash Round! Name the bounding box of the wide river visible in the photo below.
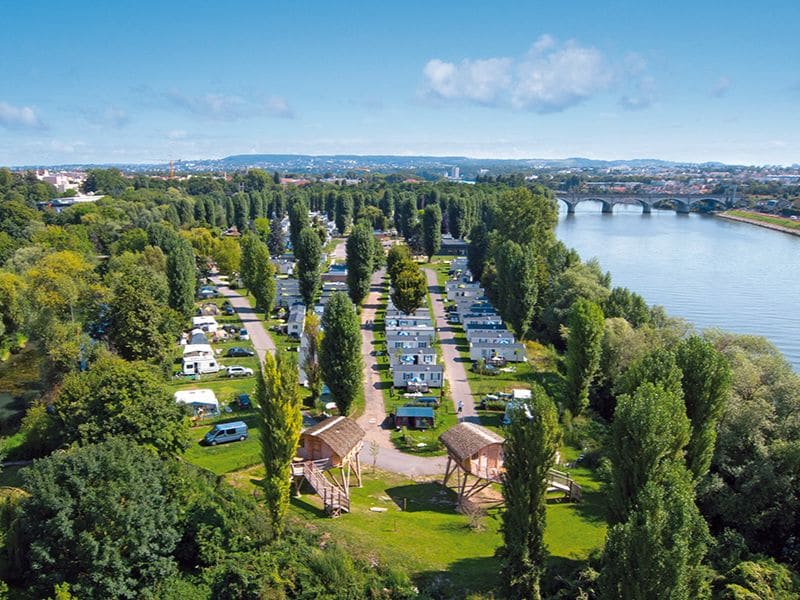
[556,202,800,371]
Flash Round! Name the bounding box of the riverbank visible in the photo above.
[716,211,800,237]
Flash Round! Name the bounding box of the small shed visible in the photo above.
[394,406,435,430]
[295,416,365,516]
[440,422,505,505]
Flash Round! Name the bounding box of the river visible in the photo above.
[556,202,800,371]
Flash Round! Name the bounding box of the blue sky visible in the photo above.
[1,0,799,166]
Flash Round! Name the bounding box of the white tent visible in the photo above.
[174,389,220,415]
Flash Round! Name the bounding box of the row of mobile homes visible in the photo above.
[276,277,303,309]
[191,315,219,333]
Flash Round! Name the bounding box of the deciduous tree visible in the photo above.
[501,385,561,600]
[257,352,302,537]
[295,227,322,307]
[345,223,374,306]
[303,312,323,403]
[422,203,442,260]
[564,298,605,414]
[320,292,362,415]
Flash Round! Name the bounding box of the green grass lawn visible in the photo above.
[226,461,606,595]
[726,209,800,230]
[183,409,263,474]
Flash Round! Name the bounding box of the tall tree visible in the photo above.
[213,237,241,278]
[335,194,353,234]
[166,237,196,319]
[390,263,427,315]
[615,347,683,399]
[295,227,322,307]
[492,186,558,248]
[239,233,259,292]
[345,223,374,306]
[608,382,691,525]
[253,217,271,245]
[303,312,324,403]
[422,203,442,260]
[675,335,731,480]
[386,244,412,281]
[250,241,276,314]
[467,222,489,281]
[232,192,250,232]
[257,352,302,537]
[501,385,561,600]
[378,189,394,220]
[600,463,712,600]
[493,240,537,339]
[564,298,605,415]
[288,199,309,252]
[319,292,362,415]
[267,216,285,255]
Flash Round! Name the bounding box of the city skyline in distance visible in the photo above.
[2,0,799,166]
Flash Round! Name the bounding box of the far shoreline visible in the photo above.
[715,211,800,238]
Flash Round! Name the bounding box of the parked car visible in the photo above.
[203,421,248,446]
[226,365,254,378]
[226,347,255,357]
[224,305,235,316]
[239,328,250,341]
[237,393,252,409]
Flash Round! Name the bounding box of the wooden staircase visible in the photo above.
[547,468,582,502]
[294,459,350,517]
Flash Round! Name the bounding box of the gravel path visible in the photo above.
[423,267,479,423]
[210,276,276,363]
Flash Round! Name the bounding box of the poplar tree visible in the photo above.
[250,241,276,315]
[675,335,731,480]
[303,312,323,403]
[467,222,489,281]
[267,216,284,255]
[564,298,605,414]
[607,382,691,524]
[295,227,322,307]
[493,240,537,339]
[422,203,442,260]
[166,237,196,319]
[345,223,374,306]
[288,199,309,251]
[500,384,561,600]
[257,352,302,537]
[319,292,362,415]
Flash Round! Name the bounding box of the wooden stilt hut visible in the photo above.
[439,422,582,505]
[439,422,505,506]
[293,416,365,516]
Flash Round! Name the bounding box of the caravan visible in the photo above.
[182,344,220,375]
[174,389,220,417]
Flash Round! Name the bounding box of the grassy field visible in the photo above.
[726,210,800,231]
[183,409,262,474]
[224,458,606,595]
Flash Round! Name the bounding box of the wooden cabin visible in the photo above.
[294,416,365,516]
[440,422,505,486]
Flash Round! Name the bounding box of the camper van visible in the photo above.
[203,421,248,445]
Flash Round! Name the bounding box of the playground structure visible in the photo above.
[293,416,365,517]
[439,422,582,506]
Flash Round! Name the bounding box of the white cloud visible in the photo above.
[619,76,657,111]
[166,91,294,120]
[422,35,654,114]
[0,101,45,129]
[709,76,731,98]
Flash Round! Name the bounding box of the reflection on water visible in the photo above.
[556,202,800,371]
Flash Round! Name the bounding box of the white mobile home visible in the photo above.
[466,328,516,345]
[287,303,305,338]
[392,364,444,389]
[469,340,525,362]
[389,345,438,367]
[386,333,433,350]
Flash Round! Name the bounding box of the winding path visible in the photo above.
[210,275,276,363]
[423,267,478,422]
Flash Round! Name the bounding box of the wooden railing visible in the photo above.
[547,468,582,502]
[302,460,350,515]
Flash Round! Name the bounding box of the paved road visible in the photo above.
[330,236,346,261]
[210,276,276,364]
[356,269,447,476]
[423,267,479,423]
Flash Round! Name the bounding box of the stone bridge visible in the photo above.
[555,189,741,214]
